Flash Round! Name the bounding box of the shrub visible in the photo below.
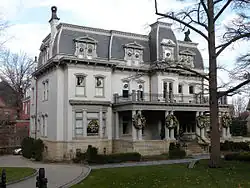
[21,137,44,161]
[21,137,35,159]
[72,145,142,164]
[33,139,45,161]
[168,142,186,159]
[221,141,250,152]
[224,152,250,161]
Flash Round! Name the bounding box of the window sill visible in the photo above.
[75,95,87,97]
[94,95,105,98]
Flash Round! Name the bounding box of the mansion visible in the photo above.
[30,6,231,161]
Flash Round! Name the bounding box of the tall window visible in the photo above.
[75,112,83,136]
[46,80,49,100]
[43,82,46,100]
[95,77,104,97]
[32,88,34,105]
[122,116,129,134]
[76,75,86,96]
[163,82,168,99]
[137,83,144,100]
[178,84,183,94]
[189,85,194,94]
[122,82,129,98]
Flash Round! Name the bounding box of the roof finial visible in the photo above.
[49,6,60,22]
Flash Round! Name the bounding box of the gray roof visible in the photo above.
[39,21,204,70]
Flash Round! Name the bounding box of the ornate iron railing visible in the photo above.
[113,91,228,105]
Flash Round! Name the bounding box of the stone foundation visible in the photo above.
[113,139,171,156]
[43,139,174,161]
[43,139,113,161]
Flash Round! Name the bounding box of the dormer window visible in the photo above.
[179,49,195,67]
[74,36,98,59]
[124,41,144,66]
[161,39,176,61]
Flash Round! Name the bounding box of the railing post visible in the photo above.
[113,93,119,103]
[132,90,136,102]
[36,168,48,188]
[1,169,6,188]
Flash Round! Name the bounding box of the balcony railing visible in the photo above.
[113,90,228,105]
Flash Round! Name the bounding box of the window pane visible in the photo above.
[95,77,104,87]
[95,88,104,96]
[76,86,85,96]
[76,76,85,86]
[122,90,129,98]
[75,119,83,128]
[87,119,99,135]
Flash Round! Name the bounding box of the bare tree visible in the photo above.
[0,16,10,50]
[154,0,250,167]
[232,96,247,117]
[0,50,35,117]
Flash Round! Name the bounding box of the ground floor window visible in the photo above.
[75,112,83,136]
[122,116,129,135]
[87,119,99,136]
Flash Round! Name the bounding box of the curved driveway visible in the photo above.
[0,155,89,188]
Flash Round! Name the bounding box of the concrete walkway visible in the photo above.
[0,155,90,188]
[91,154,210,169]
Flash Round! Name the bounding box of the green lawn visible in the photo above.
[0,167,36,183]
[72,160,250,188]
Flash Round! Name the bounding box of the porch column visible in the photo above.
[138,111,143,140]
[165,111,169,140]
[200,112,205,139]
[83,110,87,137]
[222,127,226,139]
[226,127,231,138]
[132,110,137,140]
[196,111,200,137]
[115,112,119,139]
[170,111,175,140]
[99,110,103,138]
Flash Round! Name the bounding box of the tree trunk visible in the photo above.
[208,0,220,168]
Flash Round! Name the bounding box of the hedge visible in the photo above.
[220,141,250,152]
[21,137,44,161]
[168,142,186,159]
[73,145,141,164]
[224,152,250,161]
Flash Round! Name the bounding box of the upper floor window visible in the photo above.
[31,88,34,105]
[75,74,86,96]
[74,36,98,59]
[95,76,104,97]
[122,81,129,98]
[43,80,49,101]
[189,85,194,94]
[178,84,183,94]
[124,42,144,66]
[161,39,176,61]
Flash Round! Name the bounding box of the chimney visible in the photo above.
[48,6,60,57]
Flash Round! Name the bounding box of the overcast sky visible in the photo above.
[1,0,250,96]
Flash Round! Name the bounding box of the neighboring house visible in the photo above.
[30,6,231,161]
[0,80,29,153]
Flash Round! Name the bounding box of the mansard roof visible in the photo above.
[39,20,204,70]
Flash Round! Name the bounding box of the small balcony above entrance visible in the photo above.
[113,90,228,106]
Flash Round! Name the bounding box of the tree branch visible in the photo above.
[154,0,209,41]
[218,79,250,97]
[216,32,250,57]
[214,0,233,22]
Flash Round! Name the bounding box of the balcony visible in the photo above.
[113,90,228,106]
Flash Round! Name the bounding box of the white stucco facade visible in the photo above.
[29,6,231,160]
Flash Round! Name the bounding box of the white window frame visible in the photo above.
[75,74,87,97]
[94,76,105,97]
[75,111,84,136]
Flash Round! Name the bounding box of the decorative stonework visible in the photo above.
[221,114,232,128]
[123,41,144,65]
[196,115,210,129]
[179,49,195,67]
[132,112,146,130]
[165,114,179,129]
[74,36,98,59]
[87,119,99,133]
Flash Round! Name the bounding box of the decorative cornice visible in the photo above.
[69,100,111,106]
